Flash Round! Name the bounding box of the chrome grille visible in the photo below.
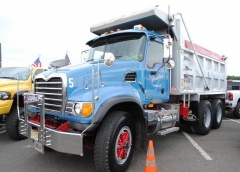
[35,77,64,113]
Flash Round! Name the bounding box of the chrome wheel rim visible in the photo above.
[216,105,222,123]
[204,107,211,128]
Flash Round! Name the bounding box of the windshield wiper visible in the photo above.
[0,76,17,80]
[86,59,95,62]
[115,56,122,59]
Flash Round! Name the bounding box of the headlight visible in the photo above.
[74,103,81,115]
[73,102,93,117]
[0,92,11,100]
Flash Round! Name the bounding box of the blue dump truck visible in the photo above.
[20,7,227,172]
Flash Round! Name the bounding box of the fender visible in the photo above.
[13,90,29,99]
[13,90,29,107]
[93,96,145,124]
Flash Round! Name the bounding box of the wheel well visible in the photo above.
[100,102,147,150]
[12,93,24,107]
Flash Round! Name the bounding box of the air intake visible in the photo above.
[124,72,137,82]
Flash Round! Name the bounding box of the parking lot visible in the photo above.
[1,112,240,172]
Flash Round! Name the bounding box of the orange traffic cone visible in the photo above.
[144,140,157,172]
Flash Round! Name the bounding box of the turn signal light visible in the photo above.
[81,103,93,117]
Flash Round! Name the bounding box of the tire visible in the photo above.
[211,99,223,129]
[193,100,212,135]
[94,111,135,172]
[233,102,240,119]
[5,105,27,140]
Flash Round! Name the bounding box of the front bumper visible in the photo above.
[20,93,85,156]
[0,99,13,115]
[20,120,84,155]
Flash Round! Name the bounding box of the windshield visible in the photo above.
[0,67,30,81]
[86,33,146,62]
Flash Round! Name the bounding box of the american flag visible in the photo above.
[65,54,71,65]
[32,57,42,67]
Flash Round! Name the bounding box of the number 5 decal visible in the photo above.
[69,78,74,88]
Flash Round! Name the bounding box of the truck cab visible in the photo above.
[85,28,171,104]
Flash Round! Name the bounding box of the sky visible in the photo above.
[0,0,239,76]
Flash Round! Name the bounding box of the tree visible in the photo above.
[227,75,240,80]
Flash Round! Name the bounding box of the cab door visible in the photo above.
[144,38,170,103]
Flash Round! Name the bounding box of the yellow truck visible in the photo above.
[0,67,46,140]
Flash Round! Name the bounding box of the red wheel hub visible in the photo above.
[117,130,130,159]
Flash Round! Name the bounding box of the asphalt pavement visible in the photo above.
[0,112,240,172]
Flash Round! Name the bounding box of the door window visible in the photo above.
[147,41,163,68]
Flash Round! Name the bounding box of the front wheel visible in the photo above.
[94,111,135,172]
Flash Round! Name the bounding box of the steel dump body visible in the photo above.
[90,7,227,97]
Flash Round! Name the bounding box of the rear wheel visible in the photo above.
[233,102,240,119]
[94,111,135,172]
[6,105,27,140]
[193,100,212,135]
[211,99,223,129]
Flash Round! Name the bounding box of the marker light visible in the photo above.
[134,24,146,30]
[148,104,154,108]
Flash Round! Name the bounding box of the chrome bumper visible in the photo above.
[19,93,84,156]
[20,120,84,156]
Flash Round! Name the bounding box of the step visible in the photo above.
[156,127,179,136]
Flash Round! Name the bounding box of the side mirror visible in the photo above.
[104,52,115,67]
[81,50,89,63]
[163,37,172,58]
[165,59,175,69]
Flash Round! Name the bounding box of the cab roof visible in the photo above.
[90,7,172,36]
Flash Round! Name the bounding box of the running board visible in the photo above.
[156,127,179,136]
